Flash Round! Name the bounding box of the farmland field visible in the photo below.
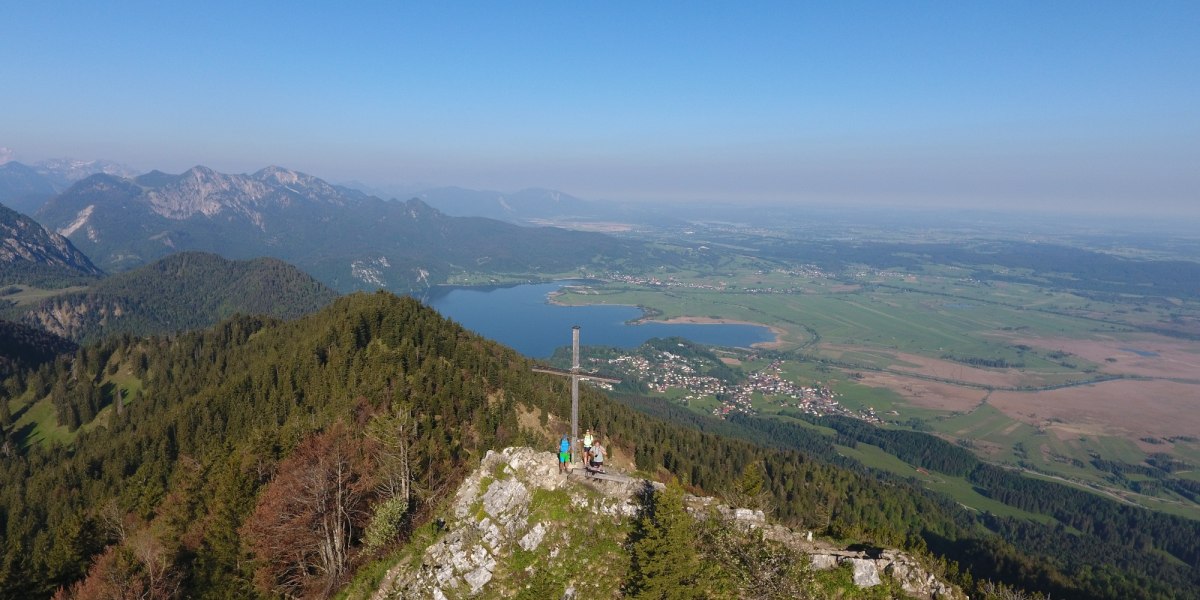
[555,242,1200,518]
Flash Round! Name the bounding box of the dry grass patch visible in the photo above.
[850,371,984,412]
[1006,333,1200,380]
[988,378,1200,440]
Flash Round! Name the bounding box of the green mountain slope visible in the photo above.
[0,293,1195,599]
[9,251,339,343]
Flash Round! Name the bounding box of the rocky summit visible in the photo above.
[365,447,964,600]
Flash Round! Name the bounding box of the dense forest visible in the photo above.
[0,293,1197,598]
[0,319,76,380]
[2,252,340,343]
[787,414,1200,598]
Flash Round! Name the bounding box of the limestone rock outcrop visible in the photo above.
[369,447,965,600]
[371,447,637,599]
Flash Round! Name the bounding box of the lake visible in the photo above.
[423,281,776,358]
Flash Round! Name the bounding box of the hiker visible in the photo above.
[558,435,571,474]
[582,428,595,465]
[589,440,606,473]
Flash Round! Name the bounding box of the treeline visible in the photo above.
[799,413,980,477]
[1090,455,1200,502]
[940,354,1024,369]
[969,465,1200,570]
[981,514,1192,599]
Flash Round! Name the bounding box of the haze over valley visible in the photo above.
[3,3,1199,599]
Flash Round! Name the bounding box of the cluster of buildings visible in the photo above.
[595,352,877,423]
[588,271,731,291]
[579,266,833,297]
[604,352,726,398]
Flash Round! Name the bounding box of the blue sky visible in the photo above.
[2,1,1197,214]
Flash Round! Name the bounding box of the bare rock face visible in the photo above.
[370,447,965,600]
[22,297,124,339]
[0,202,102,277]
[849,558,883,587]
[375,447,611,599]
[803,548,964,599]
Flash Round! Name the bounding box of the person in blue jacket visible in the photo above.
[558,435,571,473]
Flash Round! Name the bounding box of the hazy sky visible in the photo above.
[2,2,1197,215]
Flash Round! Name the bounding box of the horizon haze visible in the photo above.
[2,2,1198,217]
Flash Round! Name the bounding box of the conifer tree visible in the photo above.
[625,481,705,600]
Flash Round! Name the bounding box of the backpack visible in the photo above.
[560,438,570,453]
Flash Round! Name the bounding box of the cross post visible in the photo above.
[531,325,620,463]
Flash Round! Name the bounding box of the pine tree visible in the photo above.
[625,481,705,600]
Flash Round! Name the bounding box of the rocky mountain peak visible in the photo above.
[371,447,964,600]
[402,197,442,220]
[182,164,217,179]
[146,166,271,221]
[252,165,345,205]
[252,165,299,183]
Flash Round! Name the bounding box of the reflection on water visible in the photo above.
[423,281,775,358]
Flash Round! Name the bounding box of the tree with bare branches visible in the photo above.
[242,423,371,598]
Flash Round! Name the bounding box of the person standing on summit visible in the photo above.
[558,434,571,474]
[589,439,606,473]
[582,428,595,465]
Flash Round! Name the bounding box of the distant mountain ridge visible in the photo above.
[0,158,138,215]
[0,163,59,215]
[9,251,338,343]
[36,165,650,291]
[0,202,103,287]
[412,186,596,223]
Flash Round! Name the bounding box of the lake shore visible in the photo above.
[643,316,789,350]
[550,286,786,349]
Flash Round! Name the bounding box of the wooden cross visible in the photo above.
[532,326,620,461]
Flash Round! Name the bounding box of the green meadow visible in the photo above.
[554,266,1200,519]
[833,441,1054,523]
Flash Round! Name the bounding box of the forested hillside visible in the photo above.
[0,319,76,379]
[0,293,1195,598]
[5,252,339,343]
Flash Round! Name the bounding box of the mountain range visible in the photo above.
[3,152,663,229]
[34,166,654,291]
